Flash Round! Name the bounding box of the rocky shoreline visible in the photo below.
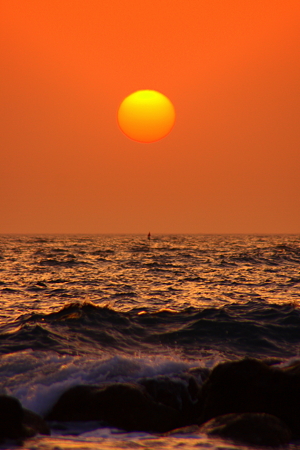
[2,358,300,446]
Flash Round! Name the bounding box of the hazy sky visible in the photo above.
[1,0,300,234]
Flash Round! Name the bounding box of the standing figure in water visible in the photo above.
[147,232,151,240]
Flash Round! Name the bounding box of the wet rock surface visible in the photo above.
[198,358,300,438]
[39,358,300,446]
[0,395,49,444]
[199,412,292,447]
[45,382,183,432]
[23,408,51,436]
[139,373,201,426]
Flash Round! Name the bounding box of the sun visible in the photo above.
[117,90,175,143]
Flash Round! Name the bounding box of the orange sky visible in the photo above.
[1,0,300,234]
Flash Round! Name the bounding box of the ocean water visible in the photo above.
[1,234,300,449]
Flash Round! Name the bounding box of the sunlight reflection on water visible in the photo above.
[1,234,300,323]
[24,433,246,450]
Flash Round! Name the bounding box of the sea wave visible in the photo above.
[0,349,207,417]
[1,301,300,359]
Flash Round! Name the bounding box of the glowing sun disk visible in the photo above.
[117,90,175,143]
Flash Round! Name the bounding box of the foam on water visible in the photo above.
[0,349,220,416]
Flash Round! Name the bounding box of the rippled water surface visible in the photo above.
[1,234,300,449]
[1,234,300,318]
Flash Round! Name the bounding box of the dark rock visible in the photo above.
[23,408,50,436]
[165,424,202,436]
[262,358,283,367]
[139,374,201,425]
[199,413,292,447]
[0,395,24,440]
[0,395,49,443]
[198,358,300,438]
[46,383,182,432]
[167,413,292,447]
[187,366,211,384]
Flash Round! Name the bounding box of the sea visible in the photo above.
[1,234,300,450]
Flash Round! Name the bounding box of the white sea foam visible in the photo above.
[0,349,220,416]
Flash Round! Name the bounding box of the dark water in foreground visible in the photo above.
[1,234,300,449]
